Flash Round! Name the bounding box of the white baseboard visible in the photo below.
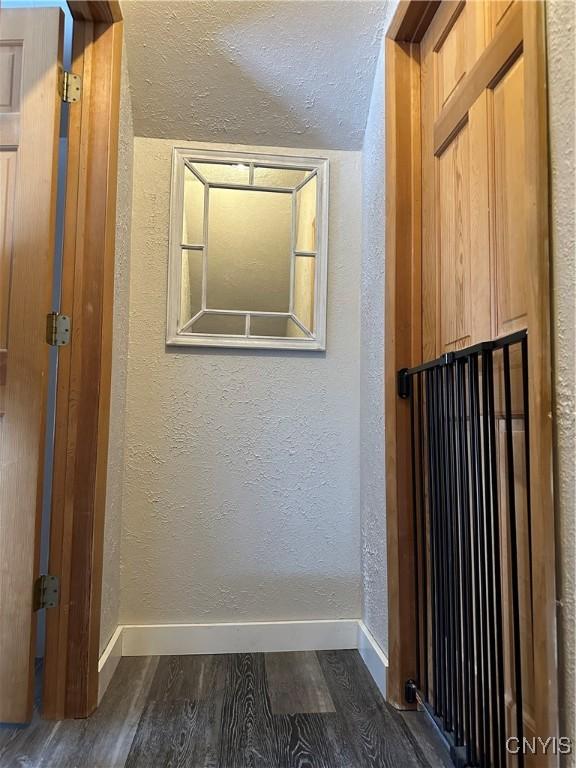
[97,625,123,704]
[121,619,358,656]
[357,621,388,698]
[98,619,388,702]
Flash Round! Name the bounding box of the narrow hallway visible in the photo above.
[0,0,574,765]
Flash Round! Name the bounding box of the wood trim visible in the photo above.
[425,1,465,53]
[387,1,440,43]
[434,1,524,155]
[384,35,422,708]
[43,17,123,720]
[522,0,558,748]
[67,1,122,23]
[121,620,360,657]
[42,20,86,722]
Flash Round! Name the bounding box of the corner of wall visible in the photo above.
[546,0,576,758]
[359,33,388,656]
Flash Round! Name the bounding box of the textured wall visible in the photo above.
[121,0,387,150]
[99,50,134,654]
[120,138,361,626]
[360,39,387,653]
[547,0,576,756]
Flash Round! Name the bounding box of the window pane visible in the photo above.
[295,175,317,252]
[190,312,245,335]
[250,315,291,337]
[191,161,250,185]
[253,166,311,189]
[206,188,291,313]
[182,167,205,245]
[293,255,315,333]
[180,249,203,328]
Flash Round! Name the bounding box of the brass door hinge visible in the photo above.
[46,312,71,347]
[60,70,82,103]
[34,575,60,611]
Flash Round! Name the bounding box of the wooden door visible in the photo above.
[420,0,554,762]
[0,8,63,724]
[421,0,529,358]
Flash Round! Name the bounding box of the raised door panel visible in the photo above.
[422,2,492,358]
[421,28,438,361]
[435,98,491,353]
[491,55,527,337]
[417,0,555,758]
[0,44,22,148]
[488,0,516,41]
[438,123,472,350]
[0,41,22,416]
[0,45,23,111]
[429,1,487,117]
[436,4,469,110]
[0,153,16,420]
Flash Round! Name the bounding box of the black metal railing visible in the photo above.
[398,330,532,768]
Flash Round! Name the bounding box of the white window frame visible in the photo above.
[167,147,329,351]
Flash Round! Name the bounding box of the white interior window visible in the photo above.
[167,148,329,350]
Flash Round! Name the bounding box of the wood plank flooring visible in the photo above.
[0,651,453,768]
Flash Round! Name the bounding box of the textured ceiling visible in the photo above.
[122,0,389,150]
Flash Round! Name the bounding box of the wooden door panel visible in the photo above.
[0,8,62,724]
[0,44,23,148]
[426,0,487,119]
[423,2,529,352]
[419,0,553,758]
[423,2,493,356]
[497,418,536,761]
[436,3,469,109]
[434,100,491,353]
[0,42,22,420]
[421,28,438,361]
[0,152,16,419]
[468,94,492,345]
[388,0,554,754]
[491,55,528,337]
[488,0,516,41]
[438,122,472,349]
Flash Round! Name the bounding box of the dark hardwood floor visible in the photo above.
[0,651,452,768]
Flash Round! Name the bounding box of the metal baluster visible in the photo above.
[426,369,440,713]
[442,365,456,734]
[438,365,450,727]
[457,359,477,765]
[469,353,490,765]
[399,332,529,766]
[503,344,525,767]
[480,351,498,765]
[433,366,447,721]
[448,362,465,745]
[520,337,534,637]
[418,372,430,698]
[410,370,421,689]
[483,349,506,767]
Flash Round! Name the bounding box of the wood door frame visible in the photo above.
[384,0,558,749]
[384,5,424,714]
[42,0,123,720]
